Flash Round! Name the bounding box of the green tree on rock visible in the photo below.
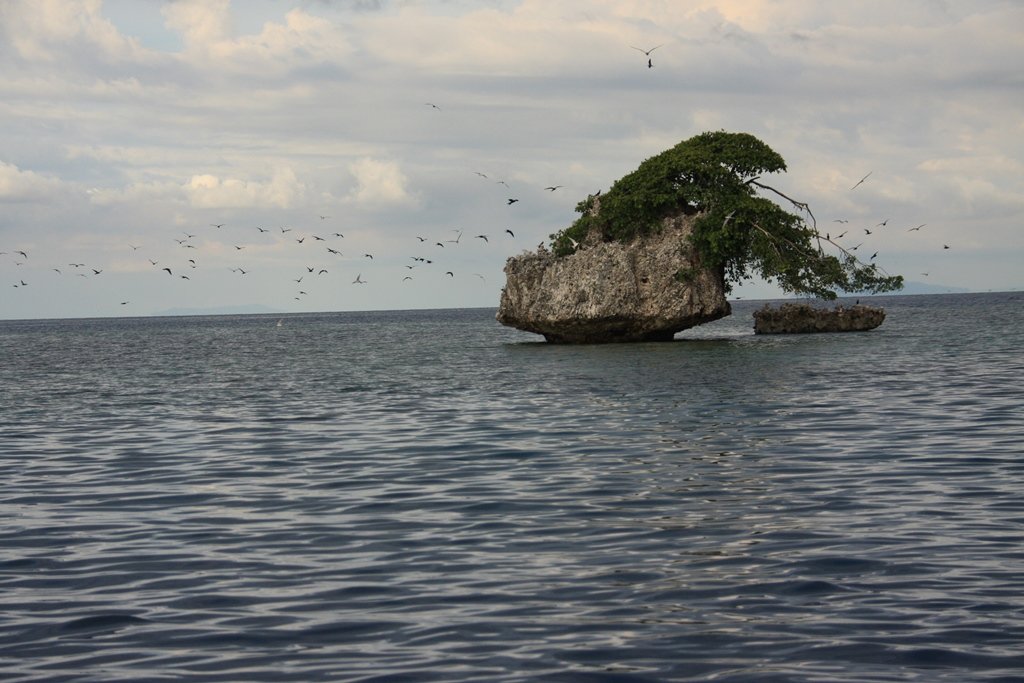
[551,131,903,300]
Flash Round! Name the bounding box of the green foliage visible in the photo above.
[550,131,903,299]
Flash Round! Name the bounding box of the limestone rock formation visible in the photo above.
[497,213,731,343]
[752,302,885,334]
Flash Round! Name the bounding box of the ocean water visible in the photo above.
[1,292,1023,682]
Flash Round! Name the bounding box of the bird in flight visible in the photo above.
[505,229,515,237]
[507,198,519,205]
[864,228,873,235]
[353,273,366,284]
[943,244,950,249]
[364,253,374,259]
[445,271,454,277]
[631,44,662,68]
[425,102,440,110]
[833,219,849,224]
[475,234,488,243]
[876,219,889,227]
[415,236,426,242]
[850,172,872,190]
[447,230,463,244]
[211,223,224,229]
[908,224,926,231]
[257,226,269,233]
[162,267,172,275]
[544,185,564,192]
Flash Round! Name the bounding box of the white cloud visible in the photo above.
[1,0,148,64]
[0,160,66,202]
[347,158,413,205]
[184,168,305,209]
[162,1,353,74]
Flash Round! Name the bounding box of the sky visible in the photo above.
[1,0,1022,319]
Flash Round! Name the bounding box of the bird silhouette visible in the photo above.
[475,234,488,242]
[507,198,519,205]
[162,267,172,275]
[544,185,564,191]
[908,224,926,231]
[631,44,662,68]
[850,172,872,190]
[353,273,366,284]
[505,229,515,237]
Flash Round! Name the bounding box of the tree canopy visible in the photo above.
[550,131,903,300]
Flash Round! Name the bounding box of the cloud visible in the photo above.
[184,167,305,209]
[0,160,66,202]
[162,1,354,75]
[347,157,413,205]
[0,0,148,65]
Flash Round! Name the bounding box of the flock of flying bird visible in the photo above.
[4,46,952,309]
[815,171,950,280]
[2,181,529,308]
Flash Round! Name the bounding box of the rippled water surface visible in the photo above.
[2,293,1023,682]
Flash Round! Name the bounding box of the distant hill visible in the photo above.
[151,304,283,317]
